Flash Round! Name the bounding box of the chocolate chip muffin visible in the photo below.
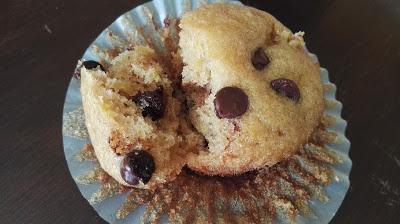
[80,46,203,189]
[81,3,324,187]
[180,4,324,175]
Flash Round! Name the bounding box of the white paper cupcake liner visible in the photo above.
[62,0,351,223]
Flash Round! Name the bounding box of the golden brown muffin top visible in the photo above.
[180,4,324,175]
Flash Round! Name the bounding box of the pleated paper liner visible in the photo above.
[62,0,351,223]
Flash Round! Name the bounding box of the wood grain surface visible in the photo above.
[1,0,399,223]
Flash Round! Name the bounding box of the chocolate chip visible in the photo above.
[73,60,105,79]
[133,87,165,121]
[82,60,106,71]
[214,87,249,119]
[271,78,300,102]
[120,150,155,185]
[251,48,270,70]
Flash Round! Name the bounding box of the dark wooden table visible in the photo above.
[1,0,399,223]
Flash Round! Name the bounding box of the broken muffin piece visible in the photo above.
[80,45,202,189]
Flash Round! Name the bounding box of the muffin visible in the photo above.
[80,46,203,189]
[81,3,325,187]
[180,4,324,175]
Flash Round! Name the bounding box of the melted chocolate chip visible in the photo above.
[120,150,155,185]
[271,78,300,102]
[251,48,270,70]
[214,87,249,119]
[133,87,165,121]
[82,60,106,71]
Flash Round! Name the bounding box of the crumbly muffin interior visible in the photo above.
[82,45,204,188]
